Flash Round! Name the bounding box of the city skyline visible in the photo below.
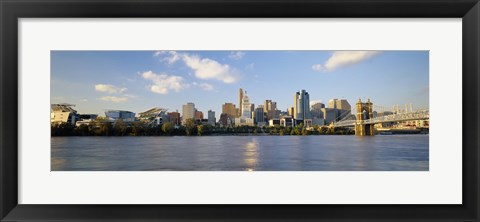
[51,50,429,119]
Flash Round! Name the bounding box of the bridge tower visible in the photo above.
[355,98,374,136]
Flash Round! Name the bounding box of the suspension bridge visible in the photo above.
[332,99,429,136]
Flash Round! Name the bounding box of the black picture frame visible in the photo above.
[1,0,479,221]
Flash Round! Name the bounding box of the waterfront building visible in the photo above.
[294,89,312,127]
[182,102,195,124]
[264,100,278,120]
[51,103,78,125]
[233,90,255,126]
[238,88,244,117]
[75,114,98,127]
[280,115,294,127]
[235,117,254,126]
[195,110,204,120]
[311,102,325,119]
[254,106,265,124]
[322,108,338,125]
[219,113,234,126]
[167,111,181,125]
[208,110,216,126]
[312,117,325,126]
[311,102,325,110]
[328,99,351,114]
[241,91,252,118]
[138,107,168,125]
[268,119,280,127]
[222,103,237,117]
[105,110,136,122]
[287,107,295,116]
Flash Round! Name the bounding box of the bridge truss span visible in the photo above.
[333,110,429,127]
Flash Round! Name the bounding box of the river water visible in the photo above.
[51,135,428,171]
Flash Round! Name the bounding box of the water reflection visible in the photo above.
[51,135,429,171]
[243,138,259,171]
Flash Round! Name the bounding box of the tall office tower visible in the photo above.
[294,89,311,120]
[264,100,278,120]
[250,104,255,112]
[208,110,216,126]
[254,106,265,124]
[182,102,195,124]
[222,103,237,117]
[264,100,277,112]
[238,88,244,117]
[241,91,252,118]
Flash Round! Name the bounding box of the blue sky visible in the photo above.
[51,50,429,118]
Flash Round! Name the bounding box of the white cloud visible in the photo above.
[94,84,127,94]
[80,99,88,102]
[154,51,181,64]
[313,51,381,72]
[199,83,214,91]
[192,82,214,91]
[228,51,245,60]
[311,64,324,72]
[153,51,240,83]
[98,96,129,103]
[141,71,188,94]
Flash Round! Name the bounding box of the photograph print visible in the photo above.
[51,50,429,171]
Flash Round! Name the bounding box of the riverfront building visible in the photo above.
[235,88,255,126]
[294,89,312,127]
[138,107,167,126]
[238,88,244,117]
[195,110,204,120]
[182,102,195,124]
[105,110,135,122]
[208,110,216,126]
[241,92,252,118]
[264,100,277,120]
[51,103,78,125]
[222,103,237,117]
[167,111,181,125]
[254,106,265,124]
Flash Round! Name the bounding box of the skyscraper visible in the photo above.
[254,106,265,124]
[182,102,195,124]
[294,89,311,121]
[241,91,252,118]
[208,110,216,126]
[264,100,278,120]
[222,103,237,117]
[238,88,244,117]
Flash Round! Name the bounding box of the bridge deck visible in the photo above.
[333,110,429,127]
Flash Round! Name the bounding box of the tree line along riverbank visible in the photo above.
[51,119,354,137]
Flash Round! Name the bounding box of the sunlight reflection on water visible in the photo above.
[51,135,429,171]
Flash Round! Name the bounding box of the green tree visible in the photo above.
[99,122,113,136]
[113,119,127,136]
[162,122,174,135]
[197,125,205,136]
[301,128,309,136]
[75,124,90,136]
[184,118,197,136]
